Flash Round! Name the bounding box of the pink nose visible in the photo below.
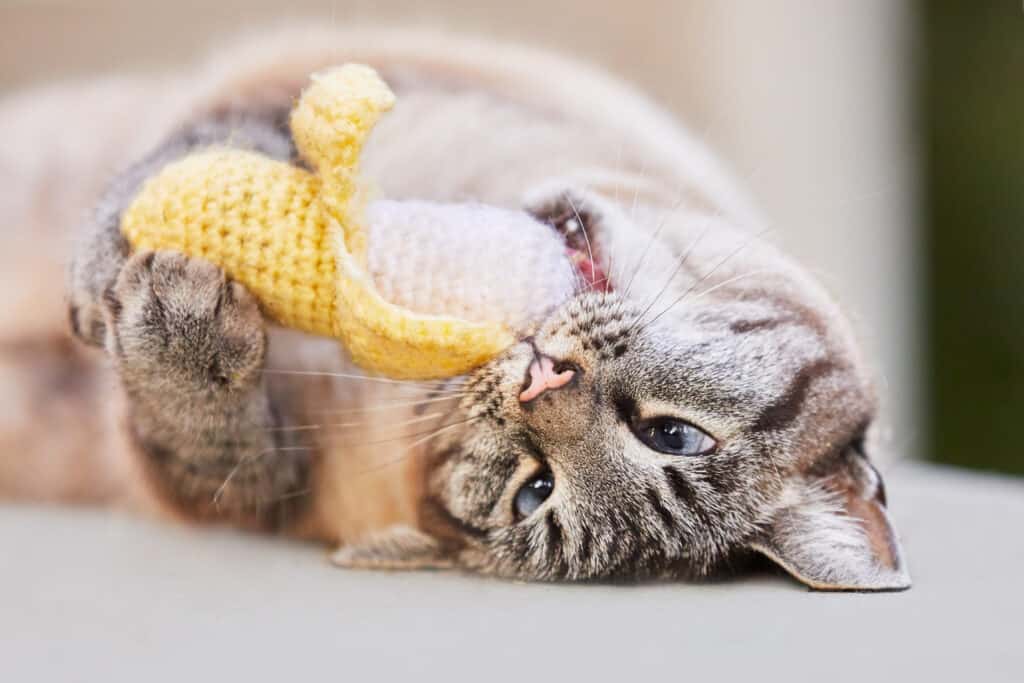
[519,356,576,403]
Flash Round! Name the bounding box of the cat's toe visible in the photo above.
[68,297,108,348]
[105,250,266,391]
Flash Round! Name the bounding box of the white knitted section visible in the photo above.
[364,200,576,334]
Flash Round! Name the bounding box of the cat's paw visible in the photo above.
[104,250,266,393]
[68,295,109,348]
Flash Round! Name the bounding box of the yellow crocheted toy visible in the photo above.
[121,64,575,379]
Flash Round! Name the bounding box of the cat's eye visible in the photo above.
[633,417,716,456]
[513,471,554,519]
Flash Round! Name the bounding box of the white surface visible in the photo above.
[2,463,1021,682]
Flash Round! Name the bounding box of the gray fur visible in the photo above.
[411,192,910,589]
[68,110,294,347]
[69,109,308,527]
[69,110,909,589]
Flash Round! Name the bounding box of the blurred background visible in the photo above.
[0,1,1019,476]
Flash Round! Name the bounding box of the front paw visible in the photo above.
[104,251,266,393]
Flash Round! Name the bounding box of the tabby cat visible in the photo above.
[0,27,909,590]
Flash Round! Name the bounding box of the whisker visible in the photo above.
[403,419,477,455]
[263,409,450,433]
[212,456,251,508]
[639,269,776,332]
[264,394,468,434]
[685,269,776,303]
[568,256,587,293]
[626,220,714,332]
[262,369,465,391]
[632,228,774,333]
[682,227,774,297]
[603,234,615,291]
[315,393,467,415]
[611,139,627,207]
[622,194,688,299]
[629,157,650,224]
[340,414,475,449]
[262,487,314,504]
[565,194,598,289]
[210,446,315,507]
[353,418,480,476]
[320,410,448,433]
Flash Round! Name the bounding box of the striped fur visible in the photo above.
[3,27,908,590]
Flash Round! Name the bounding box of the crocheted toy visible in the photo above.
[121,64,577,379]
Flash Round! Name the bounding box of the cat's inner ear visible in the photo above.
[331,525,454,571]
[751,448,911,592]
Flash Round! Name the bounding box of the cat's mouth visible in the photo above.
[565,243,610,293]
[542,205,611,293]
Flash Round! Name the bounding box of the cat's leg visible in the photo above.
[68,108,295,348]
[68,159,164,348]
[102,250,309,527]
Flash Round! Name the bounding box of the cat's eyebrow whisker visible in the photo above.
[622,194,687,299]
[686,269,776,303]
[638,269,776,332]
[632,228,775,334]
[626,220,714,332]
[622,165,741,303]
[629,156,650,225]
[683,226,775,297]
[611,139,626,208]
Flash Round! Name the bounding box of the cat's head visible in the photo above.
[334,191,911,591]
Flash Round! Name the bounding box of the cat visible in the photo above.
[1,26,909,590]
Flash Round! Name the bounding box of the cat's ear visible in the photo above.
[331,525,455,571]
[751,450,911,591]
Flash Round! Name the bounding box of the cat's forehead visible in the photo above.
[612,284,874,450]
[633,295,820,387]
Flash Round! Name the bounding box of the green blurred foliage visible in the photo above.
[923,1,1024,475]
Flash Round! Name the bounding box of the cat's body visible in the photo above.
[1,28,909,590]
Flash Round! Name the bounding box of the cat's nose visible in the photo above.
[519,355,577,403]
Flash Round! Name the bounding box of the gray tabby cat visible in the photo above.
[20,28,910,590]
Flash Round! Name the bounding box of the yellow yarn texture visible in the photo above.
[121,64,514,379]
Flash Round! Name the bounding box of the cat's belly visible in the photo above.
[257,329,442,544]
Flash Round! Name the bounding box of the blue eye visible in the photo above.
[634,418,716,456]
[513,471,554,519]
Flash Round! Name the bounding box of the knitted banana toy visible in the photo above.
[121,65,576,379]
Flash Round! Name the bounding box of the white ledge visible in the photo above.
[1,463,1021,682]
